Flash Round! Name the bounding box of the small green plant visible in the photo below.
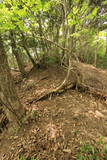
[77,143,100,160]
[44,56,59,64]
[19,156,38,160]
[77,141,107,160]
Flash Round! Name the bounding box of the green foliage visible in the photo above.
[77,141,107,160]
[97,55,107,69]
[19,156,38,160]
[0,0,107,68]
[44,56,59,64]
[77,144,99,160]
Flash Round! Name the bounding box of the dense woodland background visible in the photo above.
[0,0,107,160]
[0,0,107,71]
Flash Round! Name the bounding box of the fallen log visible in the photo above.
[29,83,74,103]
[29,61,107,103]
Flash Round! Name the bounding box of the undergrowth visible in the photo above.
[77,138,107,160]
[19,156,38,160]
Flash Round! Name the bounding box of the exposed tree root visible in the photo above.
[29,57,74,103]
[78,83,107,100]
[0,106,8,133]
[29,82,107,104]
[29,61,107,103]
[29,83,74,104]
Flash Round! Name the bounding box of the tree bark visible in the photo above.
[105,33,107,55]
[0,35,26,130]
[10,31,26,77]
[20,33,37,67]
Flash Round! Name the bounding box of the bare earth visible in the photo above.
[0,64,107,160]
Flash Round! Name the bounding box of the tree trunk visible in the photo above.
[10,31,26,77]
[20,33,37,67]
[0,35,26,131]
[37,14,48,56]
[105,33,107,55]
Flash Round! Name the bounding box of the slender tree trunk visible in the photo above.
[53,25,61,56]
[37,15,48,55]
[0,35,26,131]
[20,33,36,67]
[68,25,76,51]
[10,31,26,77]
[94,32,99,66]
[61,1,69,58]
[105,33,107,55]
[23,44,36,66]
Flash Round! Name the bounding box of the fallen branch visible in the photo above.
[29,82,107,104]
[28,56,75,103]
[29,82,74,104]
[28,61,107,103]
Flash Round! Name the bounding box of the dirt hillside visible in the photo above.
[0,64,107,160]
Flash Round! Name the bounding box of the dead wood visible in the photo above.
[29,83,74,103]
[29,57,74,103]
[0,106,8,133]
[29,61,107,103]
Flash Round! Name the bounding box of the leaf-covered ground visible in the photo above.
[0,64,107,160]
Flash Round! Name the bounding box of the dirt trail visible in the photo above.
[0,64,107,160]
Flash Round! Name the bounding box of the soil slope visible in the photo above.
[0,64,107,160]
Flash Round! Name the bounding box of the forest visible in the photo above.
[0,0,107,159]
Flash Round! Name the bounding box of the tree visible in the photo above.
[0,0,106,132]
[0,34,26,131]
[20,32,37,67]
[10,30,26,77]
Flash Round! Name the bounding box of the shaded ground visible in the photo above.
[0,64,107,160]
